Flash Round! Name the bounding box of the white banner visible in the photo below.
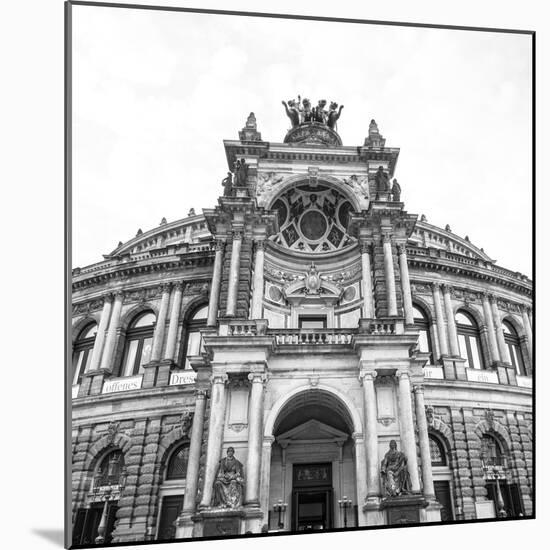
[516,375,532,388]
[170,370,197,386]
[424,366,444,379]
[72,385,80,399]
[466,368,499,384]
[102,375,143,394]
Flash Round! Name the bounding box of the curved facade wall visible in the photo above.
[70,114,532,545]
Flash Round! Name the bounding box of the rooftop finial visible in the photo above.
[364,119,386,148]
[238,112,261,141]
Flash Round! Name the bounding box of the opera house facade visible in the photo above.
[70,100,533,545]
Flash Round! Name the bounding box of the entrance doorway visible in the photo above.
[291,463,333,531]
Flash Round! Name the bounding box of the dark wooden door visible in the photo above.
[157,495,184,540]
[434,481,454,521]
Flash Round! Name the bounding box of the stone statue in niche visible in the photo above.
[212,447,244,508]
[380,440,412,497]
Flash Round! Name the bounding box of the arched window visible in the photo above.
[72,323,97,385]
[120,311,156,377]
[503,321,526,376]
[481,434,505,467]
[429,435,446,466]
[413,304,434,364]
[94,449,126,488]
[166,444,190,480]
[182,305,208,369]
[455,310,484,369]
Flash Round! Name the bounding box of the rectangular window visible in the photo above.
[137,337,153,374]
[185,331,202,369]
[469,337,482,369]
[72,351,85,386]
[122,339,139,377]
[458,334,470,368]
[299,316,327,329]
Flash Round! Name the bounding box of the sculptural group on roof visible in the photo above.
[282,96,344,130]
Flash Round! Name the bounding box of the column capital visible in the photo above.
[215,239,226,251]
[253,239,267,251]
[248,372,268,384]
[441,283,452,294]
[360,241,373,255]
[412,384,425,395]
[480,290,492,302]
[173,281,185,292]
[396,370,411,381]
[396,242,407,255]
[160,282,172,294]
[210,373,229,385]
[381,232,393,244]
[358,370,377,384]
[232,229,244,241]
[430,281,442,292]
[263,435,275,445]
[351,431,364,442]
[113,289,124,299]
[520,303,531,315]
[103,293,114,304]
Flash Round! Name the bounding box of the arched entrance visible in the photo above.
[265,388,360,532]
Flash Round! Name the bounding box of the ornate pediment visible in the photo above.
[282,263,343,306]
[276,419,348,445]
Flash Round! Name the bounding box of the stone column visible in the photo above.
[360,242,375,318]
[163,282,183,362]
[245,372,266,506]
[352,433,368,525]
[99,291,124,371]
[182,390,208,513]
[250,241,266,320]
[382,234,398,316]
[396,371,420,492]
[442,284,459,356]
[397,244,414,325]
[491,296,511,364]
[199,374,228,508]
[521,306,533,361]
[226,230,243,316]
[482,293,500,364]
[259,436,275,525]
[432,283,449,357]
[360,371,380,498]
[207,240,225,327]
[413,385,435,499]
[150,284,171,362]
[87,294,113,372]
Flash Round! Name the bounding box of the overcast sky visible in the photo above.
[72,5,532,276]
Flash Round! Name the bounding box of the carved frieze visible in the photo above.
[410,283,432,296]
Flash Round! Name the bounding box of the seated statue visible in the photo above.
[212,447,244,508]
[380,440,412,497]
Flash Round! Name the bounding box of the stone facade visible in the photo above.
[70,107,533,545]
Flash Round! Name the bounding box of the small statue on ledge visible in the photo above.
[391,179,401,202]
[375,166,390,198]
[327,102,344,130]
[233,158,249,187]
[380,440,412,497]
[221,171,233,197]
[212,447,244,509]
[282,99,301,128]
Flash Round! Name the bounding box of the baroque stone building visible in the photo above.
[70,101,533,546]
